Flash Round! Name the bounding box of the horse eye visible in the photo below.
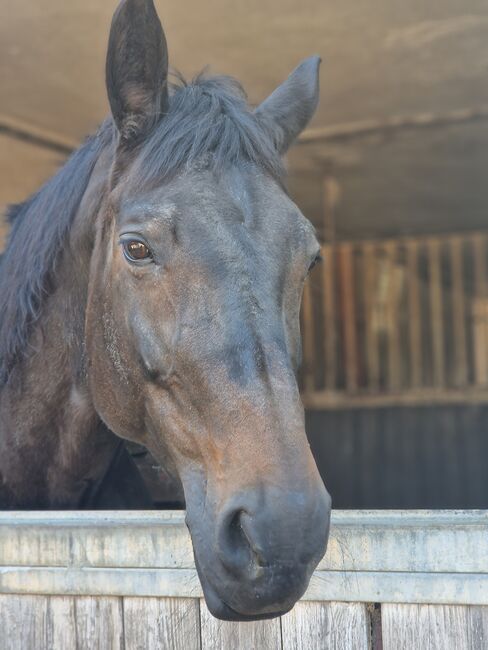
[309,252,323,272]
[122,240,153,263]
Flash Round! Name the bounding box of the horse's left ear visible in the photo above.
[255,56,321,154]
[106,0,169,144]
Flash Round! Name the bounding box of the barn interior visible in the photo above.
[1,0,488,508]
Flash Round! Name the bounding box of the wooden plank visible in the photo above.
[0,510,195,569]
[384,241,401,391]
[281,601,369,650]
[468,606,488,649]
[362,242,379,391]
[382,604,471,650]
[450,237,468,386]
[473,235,487,300]
[124,597,201,650]
[302,387,488,409]
[301,279,315,393]
[338,243,358,391]
[427,238,445,387]
[0,594,50,650]
[472,235,488,385]
[406,240,422,388]
[305,571,488,606]
[1,510,488,573]
[199,599,281,650]
[1,566,488,606]
[0,595,80,650]
[75,597,124,650]
[322,243,338,390]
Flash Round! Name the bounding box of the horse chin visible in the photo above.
[199,569,293,622]
[194,554,297,622]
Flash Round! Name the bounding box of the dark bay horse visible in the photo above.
[0,0,331,620]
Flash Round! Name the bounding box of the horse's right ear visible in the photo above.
[106,0,169,144]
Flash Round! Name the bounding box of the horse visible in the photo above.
[0,0,331,621]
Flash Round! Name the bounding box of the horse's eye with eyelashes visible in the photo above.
[309,252,323,272]
[121,238,153,264]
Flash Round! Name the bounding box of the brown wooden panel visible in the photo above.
[449,237,467,386]
[281,601,370,650]
[427,239,445,387]
[200,600,281,650]
[406,240,422,389]
[301,279,315,393]
[322,243,338,391]
[362,242,379,391]
[338,243,358,392]
[124,597,201,650]
[472,235,488,385]
[384,241,401,391]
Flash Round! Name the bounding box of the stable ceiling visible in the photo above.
[1,0,488,239]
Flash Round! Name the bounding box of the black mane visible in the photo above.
[0,74,282,382]
[0,123,113,382]
[133,73,284,185]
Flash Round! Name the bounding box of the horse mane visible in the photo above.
[133,73,284,186]
[0,121,114,383]
[0,73,283,383]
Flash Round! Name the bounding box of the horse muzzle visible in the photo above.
[185,482,332,621]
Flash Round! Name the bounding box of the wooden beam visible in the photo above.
[302,388,488,410]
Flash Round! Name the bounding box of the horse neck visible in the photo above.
[0,152,120,509]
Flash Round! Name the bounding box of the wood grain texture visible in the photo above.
[382,604,475,650]
[200,599,281,650]
[406,240,422,388]
[338,243,358,392]
[124,597,201,650]
[75,597,124,650]
[281,601,369,650]
[0,594,50,650]
[322,243,338,390]
[0,595,123,650]
[467,606,488,649]
[362,243,379,391]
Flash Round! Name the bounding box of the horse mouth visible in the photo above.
[202,578,293,621]
[195,555,294,621]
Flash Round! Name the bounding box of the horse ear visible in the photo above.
[106,0,169,143]
[255,56,321,154]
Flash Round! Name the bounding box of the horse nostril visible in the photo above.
[219,508,267,576]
